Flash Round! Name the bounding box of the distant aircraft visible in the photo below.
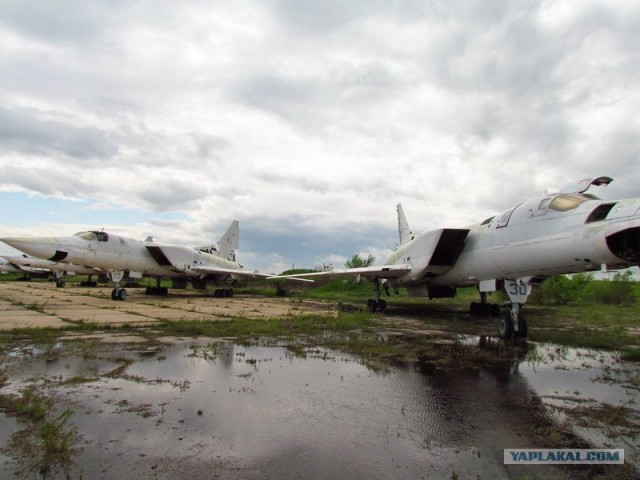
[1,254,103,287]
[1,221,269,300]
[0,257,30,275]
[272,176,640,338]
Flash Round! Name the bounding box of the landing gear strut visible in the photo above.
[109,271,128,301]
[53,272,66,288]
[499,279,531,339]
[367,279,387,313]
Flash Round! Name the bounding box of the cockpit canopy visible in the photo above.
[539,193,599,212]
[75,231,109,242]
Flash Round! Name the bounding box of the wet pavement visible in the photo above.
[0,281,638,479]
[1,335,638,479]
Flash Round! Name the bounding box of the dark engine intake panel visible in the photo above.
[49,250,69,262]
[606,227,640,263]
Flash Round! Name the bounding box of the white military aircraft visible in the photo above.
[1,254,104,287]
[273,176,640,339]
[1,221,268,300]
[0,257,29,275]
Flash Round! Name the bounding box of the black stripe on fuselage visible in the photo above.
[146,246,173,266]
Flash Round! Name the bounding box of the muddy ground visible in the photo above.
[0,281,638,479]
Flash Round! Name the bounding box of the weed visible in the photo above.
[0,386,80,478]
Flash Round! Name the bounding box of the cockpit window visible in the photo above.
[548,193,595,212]
[75,231,97,241]
[74,231,109,242]
[538,197,552,210]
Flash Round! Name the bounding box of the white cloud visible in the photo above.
[1,0,639,272]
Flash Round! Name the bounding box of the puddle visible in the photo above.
[517,342,640,465]
[0,338,637,479]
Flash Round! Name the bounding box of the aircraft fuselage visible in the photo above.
[389,192,640,292]
[1,231,242,280]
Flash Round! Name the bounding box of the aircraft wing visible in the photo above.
[269,264,411,282]
[191,265,271,279]
[146,245,275,279]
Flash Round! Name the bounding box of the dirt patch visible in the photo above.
[0,282,334,330]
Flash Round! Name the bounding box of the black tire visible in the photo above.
[118,288,128,301]
[498,314,513,339]
[516,316,528,338]
[111,288,119,301]
[367,299,376,313]
[378,299,387,312]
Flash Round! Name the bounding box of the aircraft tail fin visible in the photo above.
[397,204,413,246]
[218,220,239,262]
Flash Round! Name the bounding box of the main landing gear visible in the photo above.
[469,292,501,317]
[214,288,234,298]
[366,279,388,313]
[471,280,530,339]
[145,278,169,296]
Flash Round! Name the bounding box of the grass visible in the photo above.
[0,278,638,360]
[158,310,374,339]
[0,385,80,478]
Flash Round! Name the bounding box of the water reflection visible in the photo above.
[0,336,637,479]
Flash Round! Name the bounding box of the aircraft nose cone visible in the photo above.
[0,237,63,261]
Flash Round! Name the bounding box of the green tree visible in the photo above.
[345,253,375,268]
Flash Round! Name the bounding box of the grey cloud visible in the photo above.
[0,164,92,198]
[0,0,109,44]
[0,107,118,161]
[136,175,210,212]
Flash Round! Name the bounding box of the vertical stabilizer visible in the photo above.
[218,220,239,262]
[397,204,413,245]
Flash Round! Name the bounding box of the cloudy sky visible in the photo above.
[1,0,639,273]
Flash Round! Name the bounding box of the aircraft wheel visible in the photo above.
[161,287,169,296]
[378,299,387,312]
[490,304,501,317]
[498,314,513,339]
[516,316,528,338]
[118,288,128,301]
[111,288,119,300]
[367,299,376,313]
[470,302,478,316]
[226,288,234,298]
[55,280,66,288]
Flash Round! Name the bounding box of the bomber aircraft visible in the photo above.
[2,254,103,287]
[272,176,640,339]
[1,221,268,300]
